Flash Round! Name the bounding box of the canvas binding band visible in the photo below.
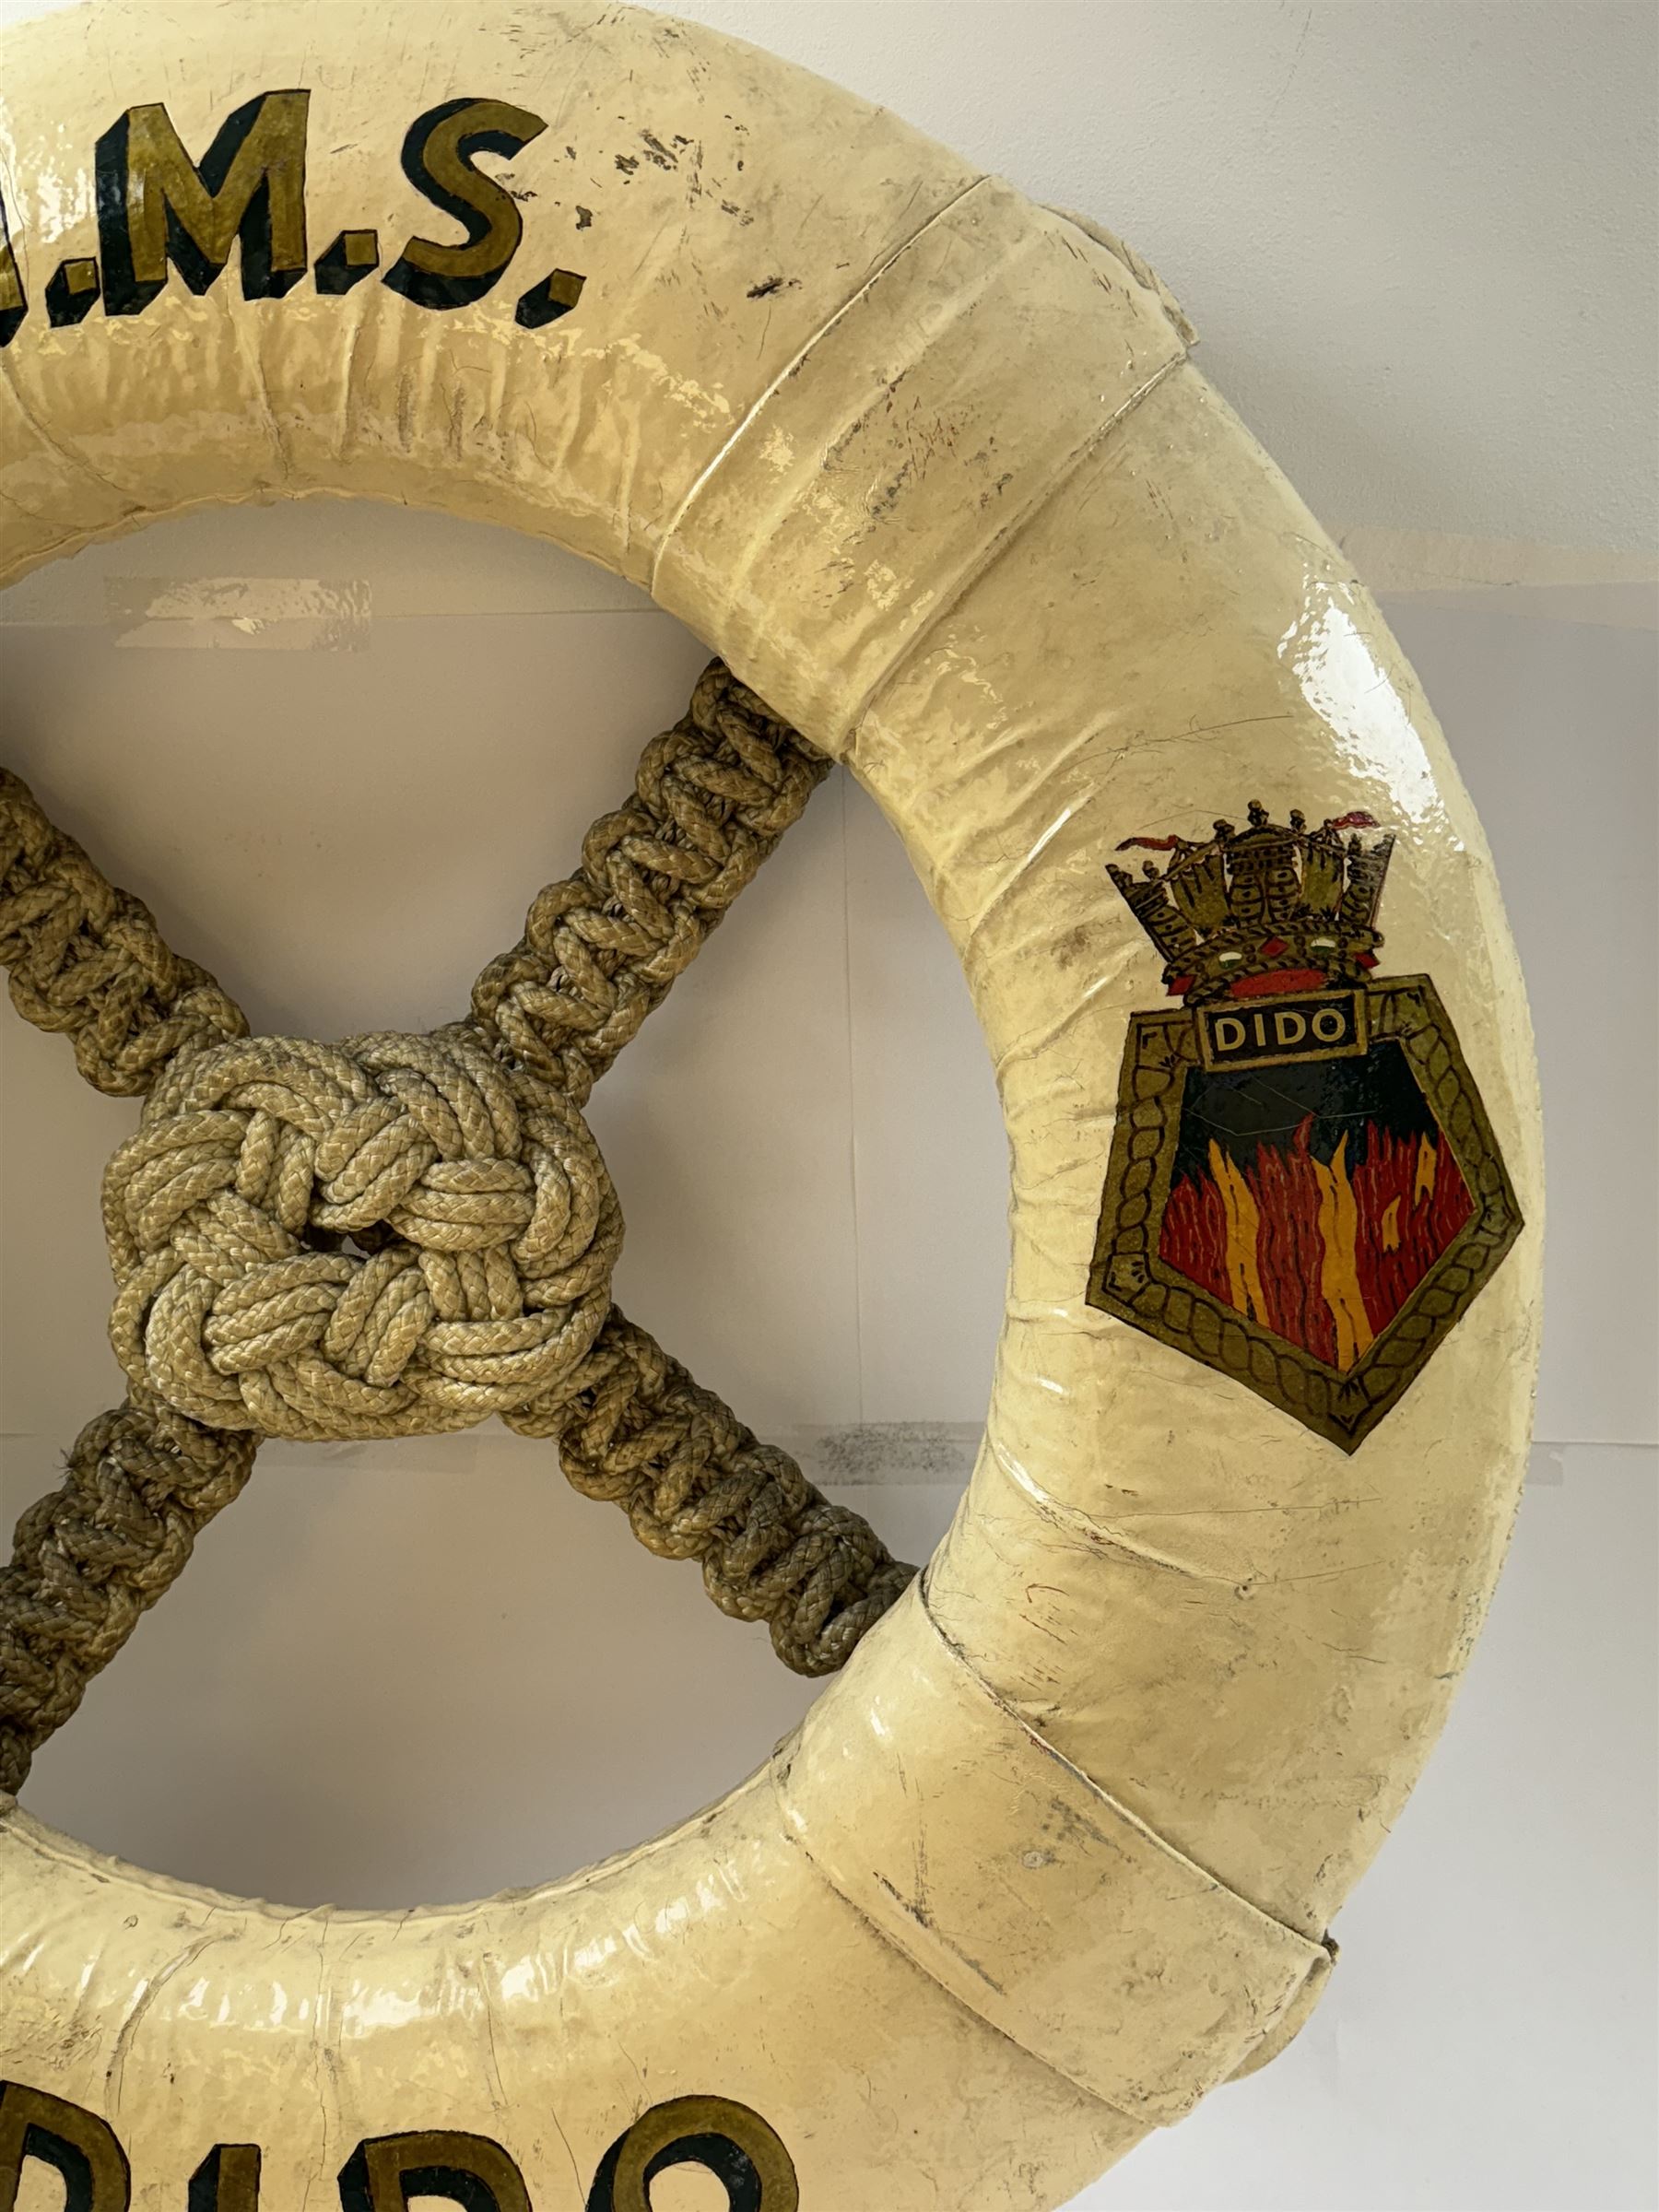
[779,1582,1335,2124]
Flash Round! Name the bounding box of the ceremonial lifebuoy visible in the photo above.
[0,5,1541,2209]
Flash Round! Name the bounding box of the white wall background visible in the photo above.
[0,5,1654,2210]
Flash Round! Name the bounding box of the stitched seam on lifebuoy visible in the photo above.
[0,1774,781,1930]
[768,1805,1141,2124]
[0,340,145,513]
[773,1585,1333,2118]
[835,345,1192,754]
[647,171,991,601]
[228,293,297,493]
[773,1743,1330,2124]
[910,1585,1332,1969]
[976,1427,1242,1583]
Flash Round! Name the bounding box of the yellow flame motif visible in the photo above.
[1208,1139,1269,1324]
[1415,1133,1440,1204]
[1311,1133,1376,1371]
[1159,1096,1478,1391]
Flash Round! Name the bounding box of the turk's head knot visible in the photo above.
[102,1027,621,1442]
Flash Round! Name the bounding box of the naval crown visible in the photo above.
[1107,800,1394,1004]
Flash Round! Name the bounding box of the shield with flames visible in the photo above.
[1087,802,1522,1451]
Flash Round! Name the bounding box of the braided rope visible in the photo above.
[0,768,247,1095]
[0,661,915,1790]
[103,1027,622,1441]
[0,1401,256,1793]
[515,1312,914,1675]
[471,662,831,1103]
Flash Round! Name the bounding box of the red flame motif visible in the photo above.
[1159,1115,1474,1370]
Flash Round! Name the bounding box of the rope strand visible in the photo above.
[0,662,913,1788]
[472,663,830,1103]
[0,1401,256,1792]
[515,1311,914,1675]
[0,768,247,1094]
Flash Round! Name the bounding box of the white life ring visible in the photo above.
[0,4,1541,2208]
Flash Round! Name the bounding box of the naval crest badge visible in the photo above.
[1086,802,1523,1452]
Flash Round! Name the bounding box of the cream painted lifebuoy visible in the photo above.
[0,5,1542,2208]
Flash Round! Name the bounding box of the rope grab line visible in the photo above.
[0,662,914,1793]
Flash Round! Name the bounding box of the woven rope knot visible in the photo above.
[102,1026,621,1442]
[0,671,914,1793]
